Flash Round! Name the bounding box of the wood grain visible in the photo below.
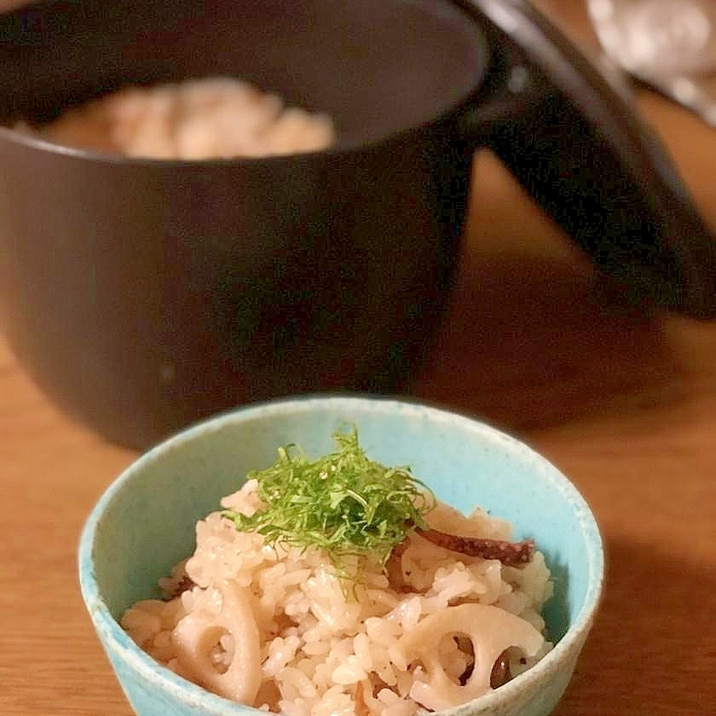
[1,2,715,714]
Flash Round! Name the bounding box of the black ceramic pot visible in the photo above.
[0,0,714,449]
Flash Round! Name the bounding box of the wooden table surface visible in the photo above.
[2,3,715,715]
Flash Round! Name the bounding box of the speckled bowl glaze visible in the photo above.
[79,396,604,716]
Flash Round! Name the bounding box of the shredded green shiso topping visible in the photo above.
[222,427,435,566]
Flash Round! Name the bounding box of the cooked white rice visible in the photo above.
[122,480,553,716]
[22,77,335,159]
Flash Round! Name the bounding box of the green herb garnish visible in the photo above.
[222,427,434,567]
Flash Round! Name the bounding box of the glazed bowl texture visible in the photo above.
[79,396,604,716]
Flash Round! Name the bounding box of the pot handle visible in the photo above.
[460,0,716,318]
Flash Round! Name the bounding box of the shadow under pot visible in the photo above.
[0,0,713,449]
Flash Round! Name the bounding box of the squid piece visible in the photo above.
[172,580,262,704]
[391,603,544,711]
[165,574,196,600]
[416,527,535,567]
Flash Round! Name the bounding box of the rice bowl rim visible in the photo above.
[78,394,605,716]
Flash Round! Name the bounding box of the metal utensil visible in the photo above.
[587,0,716,126]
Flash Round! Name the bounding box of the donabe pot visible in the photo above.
[0,0,714,449]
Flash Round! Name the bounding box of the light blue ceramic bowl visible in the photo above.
[79,396,604,716]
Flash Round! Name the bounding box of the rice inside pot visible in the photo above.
[19,77,335,159]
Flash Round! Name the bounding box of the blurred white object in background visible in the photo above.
[587,0,716,125]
